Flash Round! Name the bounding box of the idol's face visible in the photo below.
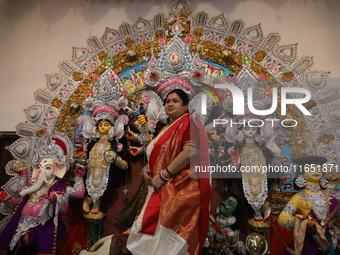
[303,165,323,183]
[98,120,112,136]
[242,126,258,139]
[37,158,55,183]
[218,196,238,217]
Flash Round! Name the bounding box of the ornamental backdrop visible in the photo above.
[1,0,340,254]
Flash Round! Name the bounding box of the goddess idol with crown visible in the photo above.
[76,70,130,217]
[223,108,282,225]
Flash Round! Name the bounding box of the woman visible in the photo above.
[126,89,211,255]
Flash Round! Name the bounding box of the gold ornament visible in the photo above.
[73,72,84,81]
[303,99,317,110]
[155,29,164,39]
[30,180,58,204]
[125,38,134,47]
[36,129,47,138]
[194,27,204,38]
[51,98,63,108]
[72,242,82,255]
[254,50,267,62]
[281,71,295,81]
[97,51,107,61]
[251,188,259,197]
[224,36,235,46]
[317,133,334,144]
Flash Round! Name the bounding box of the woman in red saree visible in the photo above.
[127,89,211,255]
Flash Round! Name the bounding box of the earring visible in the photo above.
[319,177,328,189]
[295,175,306,188]
[236,131,244,145]
[91,127,99,140]
[108,126,115,141]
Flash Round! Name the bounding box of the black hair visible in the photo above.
[96,118,114,127]
[292,156,327,190]
[164,89,189,106]
[154,89,190,135]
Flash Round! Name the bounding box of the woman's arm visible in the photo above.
[166,144,198,175]
[151,144,198,191]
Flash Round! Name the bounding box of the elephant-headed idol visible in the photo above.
[0,132,73,254]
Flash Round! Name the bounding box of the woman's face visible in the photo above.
[98,120,112,136]
[165,92,187,120]
[242,126,258,139]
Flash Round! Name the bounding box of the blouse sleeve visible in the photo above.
[182,119,199,149]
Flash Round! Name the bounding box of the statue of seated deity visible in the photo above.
[278,156,340,255]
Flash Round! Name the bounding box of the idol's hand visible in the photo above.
[125,130,137,140]
[293,214,315,227]
[293,214,304,221]
[151,175,166,193]
[48,191,62,202]
[208,130,217,140]
[138,115,148,126]
[0,191,10,202]
[265,141,281,156]
[128,146,142,156]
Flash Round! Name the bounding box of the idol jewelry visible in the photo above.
[305,184,321,193]
[319,177,328,189]
[294,175,306,188]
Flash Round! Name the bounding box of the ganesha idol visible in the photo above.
[0,132,84,255]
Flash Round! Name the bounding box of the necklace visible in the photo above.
[30,179,58,204]
[301,189,330,223]
[245,138,255,144]
[305,184,321,193]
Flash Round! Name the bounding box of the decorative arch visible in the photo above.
[2,0,339,253]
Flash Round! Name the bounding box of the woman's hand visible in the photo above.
[141,166,152,186]
[151,175,166,192]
